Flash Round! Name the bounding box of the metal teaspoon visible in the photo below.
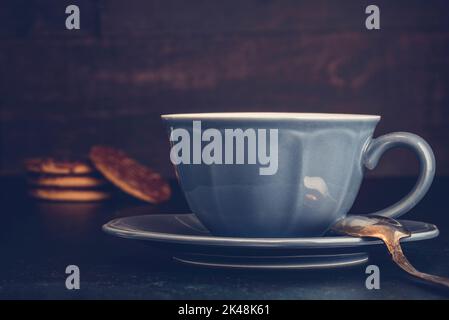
[331,215,449,289]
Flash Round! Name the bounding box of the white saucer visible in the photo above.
[103,213,439,269]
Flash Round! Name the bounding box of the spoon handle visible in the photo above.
[385,238,449,289]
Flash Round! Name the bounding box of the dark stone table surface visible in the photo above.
[0,175,448,299]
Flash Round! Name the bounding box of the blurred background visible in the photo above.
[1,0,448,178]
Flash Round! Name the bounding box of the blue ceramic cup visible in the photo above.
[162,113,435,237]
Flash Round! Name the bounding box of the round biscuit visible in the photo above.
[89,146,171,204]
[29,188,111,202]
[28,175,107,188]
[24,158,95,175]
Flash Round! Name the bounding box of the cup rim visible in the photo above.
[161,112,381,121]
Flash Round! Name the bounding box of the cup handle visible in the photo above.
[363,132,435,218]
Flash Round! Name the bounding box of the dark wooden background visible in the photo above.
[1,0,448,178]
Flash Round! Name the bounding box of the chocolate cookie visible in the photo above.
[89,146,171,203]
[24,158,95,175]
[29,188,111,202]
[28,175,107,188]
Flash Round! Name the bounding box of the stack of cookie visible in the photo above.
[24,146,171,204]
[25,158,112,202]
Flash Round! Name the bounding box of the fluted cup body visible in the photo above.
[162,113,380,237]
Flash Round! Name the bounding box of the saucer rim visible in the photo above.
[161,112,380,121]
[172,253,370,270]
[102,214,439,249]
